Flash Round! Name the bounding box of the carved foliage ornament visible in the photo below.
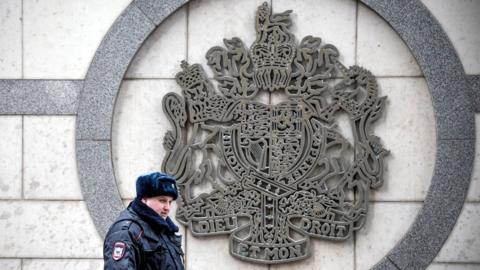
[162,2,388,264]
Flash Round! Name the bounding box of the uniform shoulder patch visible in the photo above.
[112,241,127,261]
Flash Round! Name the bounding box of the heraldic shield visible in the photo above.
[161,2,388,264]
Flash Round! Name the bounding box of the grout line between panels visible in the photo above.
[0,257,103,260]
[355,0,359,66]
[186,2,190,63]
[353,231,357,270]
[21,0,24,79]
[21,116,24,199]
[0,198,85,202]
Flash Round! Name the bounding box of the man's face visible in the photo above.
[142,195,174,219]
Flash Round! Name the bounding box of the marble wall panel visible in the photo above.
[355,202,422,270]
[271,239,354,270]
[275,0,356,67]
[125,6,187,79]
[0,259,21,270]
[467,114,480,202]
[112,79,182,199]
[357,3,422,77]
[0,201,103,258]
[23,259,103,270]
[372,78,436,201]
[185,231,267,270]
[0,0,21,78]
[188,0,268,78]
[434,203,480,262]
[24,116,81,199]
[0,116,22,199]
[23,0,132,79]
[421,0,480,75]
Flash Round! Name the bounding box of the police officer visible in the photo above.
[104,172,185,270]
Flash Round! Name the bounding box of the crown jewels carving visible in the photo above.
[162,2,388,264]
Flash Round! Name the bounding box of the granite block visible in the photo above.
[0,201,103,257]
[0,80,23,114]
[76,140,124,238]
[467,75,480,113]
[23,259,103,270]
[429,77,475,141]
[23,80,82,115]
[421,0,480,75]
[23,0,132,79]
[371,257,400,270]
[0,116,22,199]
[386,140,475,269]
[0,0,21,79]
[77,3,155,140]
[361,0,475,140]
[24,116,81,199]
[0,80,81,115]
[134,0,188,26]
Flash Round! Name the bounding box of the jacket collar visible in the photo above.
[129,198,179,235]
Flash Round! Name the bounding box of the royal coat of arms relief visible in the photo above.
[161,2,388,264]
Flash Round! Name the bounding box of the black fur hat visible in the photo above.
[136,172,178,200]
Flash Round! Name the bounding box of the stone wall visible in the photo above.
[0,0,479,269]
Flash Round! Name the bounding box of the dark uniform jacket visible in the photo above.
[104,199,185,270]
